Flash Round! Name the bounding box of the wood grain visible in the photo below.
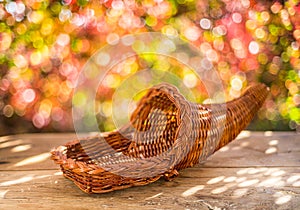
[0,132,299,209]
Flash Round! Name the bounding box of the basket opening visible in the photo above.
[65,86,182,162]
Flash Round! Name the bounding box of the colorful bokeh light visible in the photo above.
[0,0,299,134]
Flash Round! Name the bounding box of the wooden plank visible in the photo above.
[0,132,299,170]
[0,167,299,210]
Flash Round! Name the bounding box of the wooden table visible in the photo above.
[0,132,299,209]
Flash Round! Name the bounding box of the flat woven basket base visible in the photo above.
[51,83,269,193]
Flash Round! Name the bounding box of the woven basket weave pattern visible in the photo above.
[51,83,269,193]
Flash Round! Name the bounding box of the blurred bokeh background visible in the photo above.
[0,0,299,135]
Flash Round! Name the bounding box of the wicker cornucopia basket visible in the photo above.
[51,83,269,193]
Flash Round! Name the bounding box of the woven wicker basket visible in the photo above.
[51,83,269,193]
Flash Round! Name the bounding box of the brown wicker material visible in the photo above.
[51,83,269,193]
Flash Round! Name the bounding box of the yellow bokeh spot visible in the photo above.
[258,53,268,64]
[288,7,295,16]
[73,91,87,107]
[154,59,170,71]
[271,2,282,14]
[16,24,27,35]
[3,105,14,118]
[261,11,270,23]
[41,18,54,36]
[33,37,44,49]
[230,39,243,50]
[162,25,178,36]
[30,51,42,66]
[101,101,112,117]
[293,29,300,40]
[145,16,157,27]
[14,55,28,69]
[183,73,198,88]
[29,11,44,24]
[255,28,266,39]
[103,74,121,88]
[269,63,279,75]
[268,34,278,44]
[0,32,12,51]
[40,46,49,59]
[132,40,146,52]
[231,77,243,91]
[39,99,53,118]
[246,20,256,31]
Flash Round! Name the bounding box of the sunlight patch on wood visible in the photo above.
[53,171,63,176]
[145,192,163,200]
[275,195,292,205]
[271,170,285,177]
[0,190,9,199]
[207,176,225,184]
[0,175,34,187]
[181,185,204,197]
[219,146,229,152]
[223,176,237,182]
[287,175,300,183]
[0,139,24,149]
[264,168,280,176]
[237,168,249,175]
[233,188,248,198]
[292,181,300,187]
[258,177,282,187]
[286,175,300,187]
[247,168,262,174]
[11,144,32,153]
[235,177,247,183]
[238,179,259,187]
[236,131,251,140]
[211,186,228,194]
[268,139,278,146]
[240,141,249,147]
[274,193,292,205]
[265,147,277,154]
[0,136,10,143]
[14,152,51,167]
[238,167,265,175]
[264,131,273,136]
[232,146,241,150]
[35,175,52,179]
